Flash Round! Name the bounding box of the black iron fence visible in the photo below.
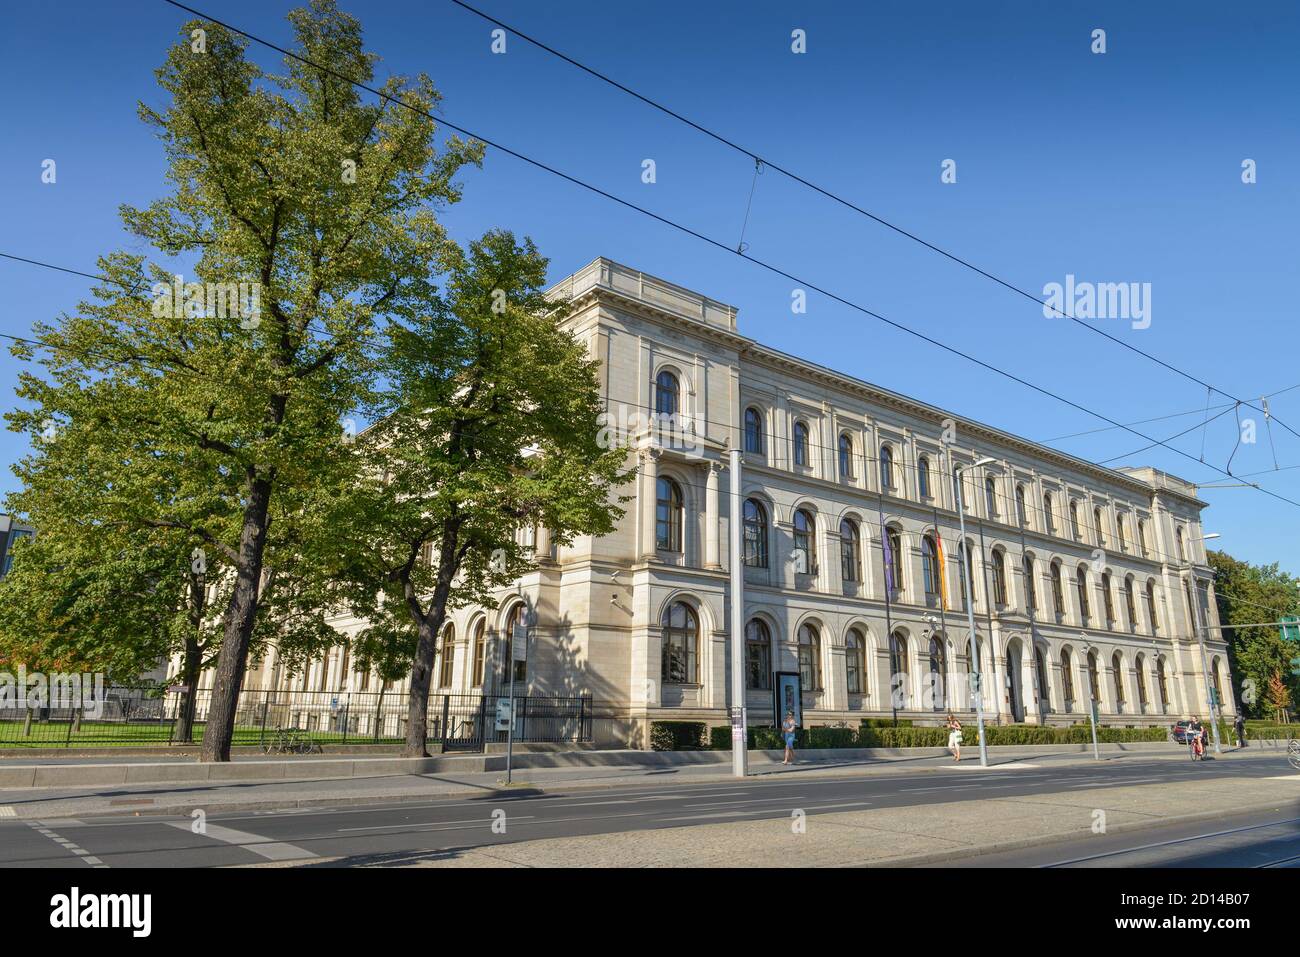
[0,685,592,751]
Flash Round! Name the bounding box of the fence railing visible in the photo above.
[0,685,592,751]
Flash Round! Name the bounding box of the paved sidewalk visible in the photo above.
[0,746,1277,820]
[249,771,1300,868]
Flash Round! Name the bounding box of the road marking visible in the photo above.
[167,822,317,861]
[338,815,538,833]
[802,801,874,811]
[24,822,108,868]
[658,810,771,822]
[955,763,1041,770]
[683,796,805,809]
[1264,775,1300,781]
[0,807,14,818]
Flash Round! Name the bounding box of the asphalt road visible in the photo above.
[1,751,1294,868]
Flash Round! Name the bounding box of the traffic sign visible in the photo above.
[511,623,528,662]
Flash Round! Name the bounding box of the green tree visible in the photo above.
[326,230,628,757]
[1208,549,1300,718]
[3,1,481,760]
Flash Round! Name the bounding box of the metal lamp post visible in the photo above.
[954,455,995,767]
[1188,533,1223,755]
[1080,635,1101,761]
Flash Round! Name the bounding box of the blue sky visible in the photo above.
[1,1,1297,574]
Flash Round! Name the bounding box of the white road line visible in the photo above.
[1265,775,1300,781]
[0,807,14,818]
[25,822,108,868]
[683,796,806,809]
[167,822,317,861]
[801,801,875,811]
[338,815,537,833]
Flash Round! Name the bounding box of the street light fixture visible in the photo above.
[954,454,995,766]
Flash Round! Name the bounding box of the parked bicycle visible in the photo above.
[261,726,322,756]
[1287,737,1300,772]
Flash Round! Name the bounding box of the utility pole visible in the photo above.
[954,457,992,766]
[1081,635,1101,760]
[729,449,747,777]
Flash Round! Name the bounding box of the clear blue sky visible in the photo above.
[1,1,1297,574]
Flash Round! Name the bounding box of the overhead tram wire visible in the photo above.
[157,2,1300,514]
[446,0,1300,445]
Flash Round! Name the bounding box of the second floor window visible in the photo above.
[744,407,764,454]
[1051,563,1065,616]
[985,477,999,518]
[655,369,679,417]
[838,434,853,477]
[1023,555,1037,611]
[918,455,931,497]
[1076,567,1091,621]
[1015,484,1027,526]
[921,534,941,598]
[794,422,810,467]
[880,445,894,490]
[840,519,861,582]
[743,498,768,568]
[655,477,683,552]
[991,550,1007,605]
[793,509,816,574]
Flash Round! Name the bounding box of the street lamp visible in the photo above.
[954,454,995,767]
[1188,532,1224,755]
[1079,635,1101,760]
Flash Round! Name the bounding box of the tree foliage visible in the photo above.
[1208,549,1300,717]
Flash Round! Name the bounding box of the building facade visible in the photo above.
[218,258,1238,748]
[0,515,35,579]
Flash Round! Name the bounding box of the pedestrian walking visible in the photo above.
[945,712,963,763]
[782,711,797,765]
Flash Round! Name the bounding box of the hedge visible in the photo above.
[649,720,706,751]
[707,721,1173,750]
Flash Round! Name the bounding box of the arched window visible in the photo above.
[655,477,683,552]
[921,534,941,599]
[839,518,861,583]
[1176,526,1186,561]
[471,619,487,687]
[1070,501,1081,539]
[846,628,866,694]
[1075,566,1091,621]
[1124,576,1137,629]
[798,623,822,690]
[1086,651,1101,702]
[1094,507,1106,546]
[1101,572,1115,623]
[744,407,764,454]
[661,601,699,684]
[838,434,854,478]
[953,465,967,510]
[1050,562,1065,616]
[991,549,1007,606]
[793,422,810,467]
[1112,652,1126,708]
[1015,484,1027,525]
[985,477,999,518]
[1035,647,1050,712]
[918,455,932,498]
[891,631,910,706]
[743,499,768,568]
[1117,514,1127,551]
[655,369,679,417]
[880,445,895,490]
[1138,520,1148,556]
[1061,648,1076,706]
[1135,654,1149,707]
[793,509,816,574]
[928,636,946,711]
[1156,656,1169,710]
[745,619,771,690]
[504,603,528,684]
[1023,554,1037,611]
[886,526,904,594]
[1145,580,1159,633]
[1043,492,1056,533]
[438,623,456,688]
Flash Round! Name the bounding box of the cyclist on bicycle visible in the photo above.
[1188,715,1205,757]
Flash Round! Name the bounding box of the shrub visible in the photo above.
[649,720,706,751]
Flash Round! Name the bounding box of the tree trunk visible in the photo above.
[176,637,202,743]
[403,522,461,757]
[200,475,274,762]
